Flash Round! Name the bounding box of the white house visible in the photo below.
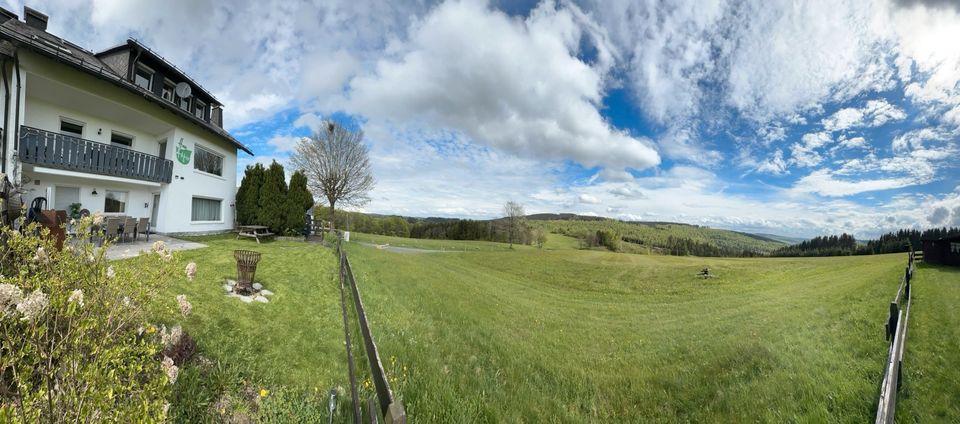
[0,6,252,234]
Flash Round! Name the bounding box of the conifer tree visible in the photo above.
[258,160,288,233]
[236,163,265,225]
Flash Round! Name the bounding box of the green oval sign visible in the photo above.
[175,139,192,165]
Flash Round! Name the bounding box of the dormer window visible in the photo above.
[161,80,175,102]
[134,64,153,91]
[194,100,206,120]
[177,94,190,111]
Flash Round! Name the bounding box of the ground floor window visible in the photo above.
[191,197,221,222]
[54,186,80,211]
[105,190,127,213]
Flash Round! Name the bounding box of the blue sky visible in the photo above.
[15,0,960,238]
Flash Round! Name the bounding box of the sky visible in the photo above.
[8,0,960,238]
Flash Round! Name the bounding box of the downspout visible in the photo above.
[1,57,9,174]
[12,51,20,179]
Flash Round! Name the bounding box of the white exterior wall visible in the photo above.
[9,50,241,234]
[158,126,237,233]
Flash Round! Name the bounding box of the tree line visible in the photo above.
[770,227,960,257]
[235,161,314,235]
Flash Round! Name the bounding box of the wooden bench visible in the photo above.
[237,225,274,244]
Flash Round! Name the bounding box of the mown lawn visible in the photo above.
[145,235,348,422]
[896,263,960,422]
[344,233,907,422]
[348,232,516,251]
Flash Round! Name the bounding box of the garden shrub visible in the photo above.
[0,216,184,422]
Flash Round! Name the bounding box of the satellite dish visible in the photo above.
[174,82,192,98]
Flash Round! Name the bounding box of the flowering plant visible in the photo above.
[0,213,181,422]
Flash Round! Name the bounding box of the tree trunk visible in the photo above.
[328,199,336,231]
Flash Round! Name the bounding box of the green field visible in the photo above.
[144,233,958,422]
[896,263,960,422]
[344,234,910,422]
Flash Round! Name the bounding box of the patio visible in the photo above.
[101,234,207,261]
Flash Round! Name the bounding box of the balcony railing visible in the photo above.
[18,126,173,184]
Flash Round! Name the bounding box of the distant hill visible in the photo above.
[537,219,787,256]
[326,210,787,256]
[526,213,606,221]
[750,233,807,245]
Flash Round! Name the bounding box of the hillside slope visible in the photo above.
[537,219,786,255]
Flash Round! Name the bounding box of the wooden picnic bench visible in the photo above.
[237,225,274,244]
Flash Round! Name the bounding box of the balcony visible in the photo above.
[18,126,173,184]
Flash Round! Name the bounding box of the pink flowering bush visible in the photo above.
[0,215,182,422]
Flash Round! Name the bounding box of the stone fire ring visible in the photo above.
[223,279,274,303]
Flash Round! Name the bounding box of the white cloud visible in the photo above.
[266,136,302,153]
[793,169,920,197]
[578,194,601,204]
[756,150,788,175]
[821,99,906,131]
[343,0,659,174]
[293,113,325,133]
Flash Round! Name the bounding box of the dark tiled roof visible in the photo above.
[97,39,221,105]
[0,18,252,155]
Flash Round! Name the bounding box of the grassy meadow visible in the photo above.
[344,233,909,422]
[136,232,958,422]
[896,263,960,422]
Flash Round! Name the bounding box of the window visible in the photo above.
[193,145,223,176]
[194,100,206,120]
[191,197,221,221]
[134,65,153,91]
[952,242,960,254]
[158,140,167,159]
[105,190,127,213]
[54,186,80,211]
[161,80,175,102]
[59,119,83,138]
[177,94,190,111]
[111,132,133,148]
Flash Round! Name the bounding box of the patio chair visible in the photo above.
[122,217,136,242]
[135,217,150,241]
[102,218,121,245]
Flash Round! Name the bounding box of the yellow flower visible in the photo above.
[259,388,269,398]
[146,325,157,334]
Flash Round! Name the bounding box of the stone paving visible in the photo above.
[102,234,207,261]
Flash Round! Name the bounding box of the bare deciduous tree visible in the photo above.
[290,121,375,228]
[503,200,526,247]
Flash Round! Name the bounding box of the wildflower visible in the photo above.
[17,289,49,322]
[68,289,84,307]
[162,403,170,417]
[259,388,269,398]
[146,325,157,335]
[161,325,183,349]
[176,295,192,317]
[152,240,167,254]
[161,356,179,385]
[33,246,49,263]
[106,266,116,279]
[70,218,77,226]
[122,296,131,307]
[92,212,104,226]
[185,262,197,281]
[0,283,23,319]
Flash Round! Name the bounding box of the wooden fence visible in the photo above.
[875,252,915,424]
[335,234,406,424]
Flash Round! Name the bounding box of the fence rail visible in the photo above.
[875,252,915,424]
[336,234,406,424]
